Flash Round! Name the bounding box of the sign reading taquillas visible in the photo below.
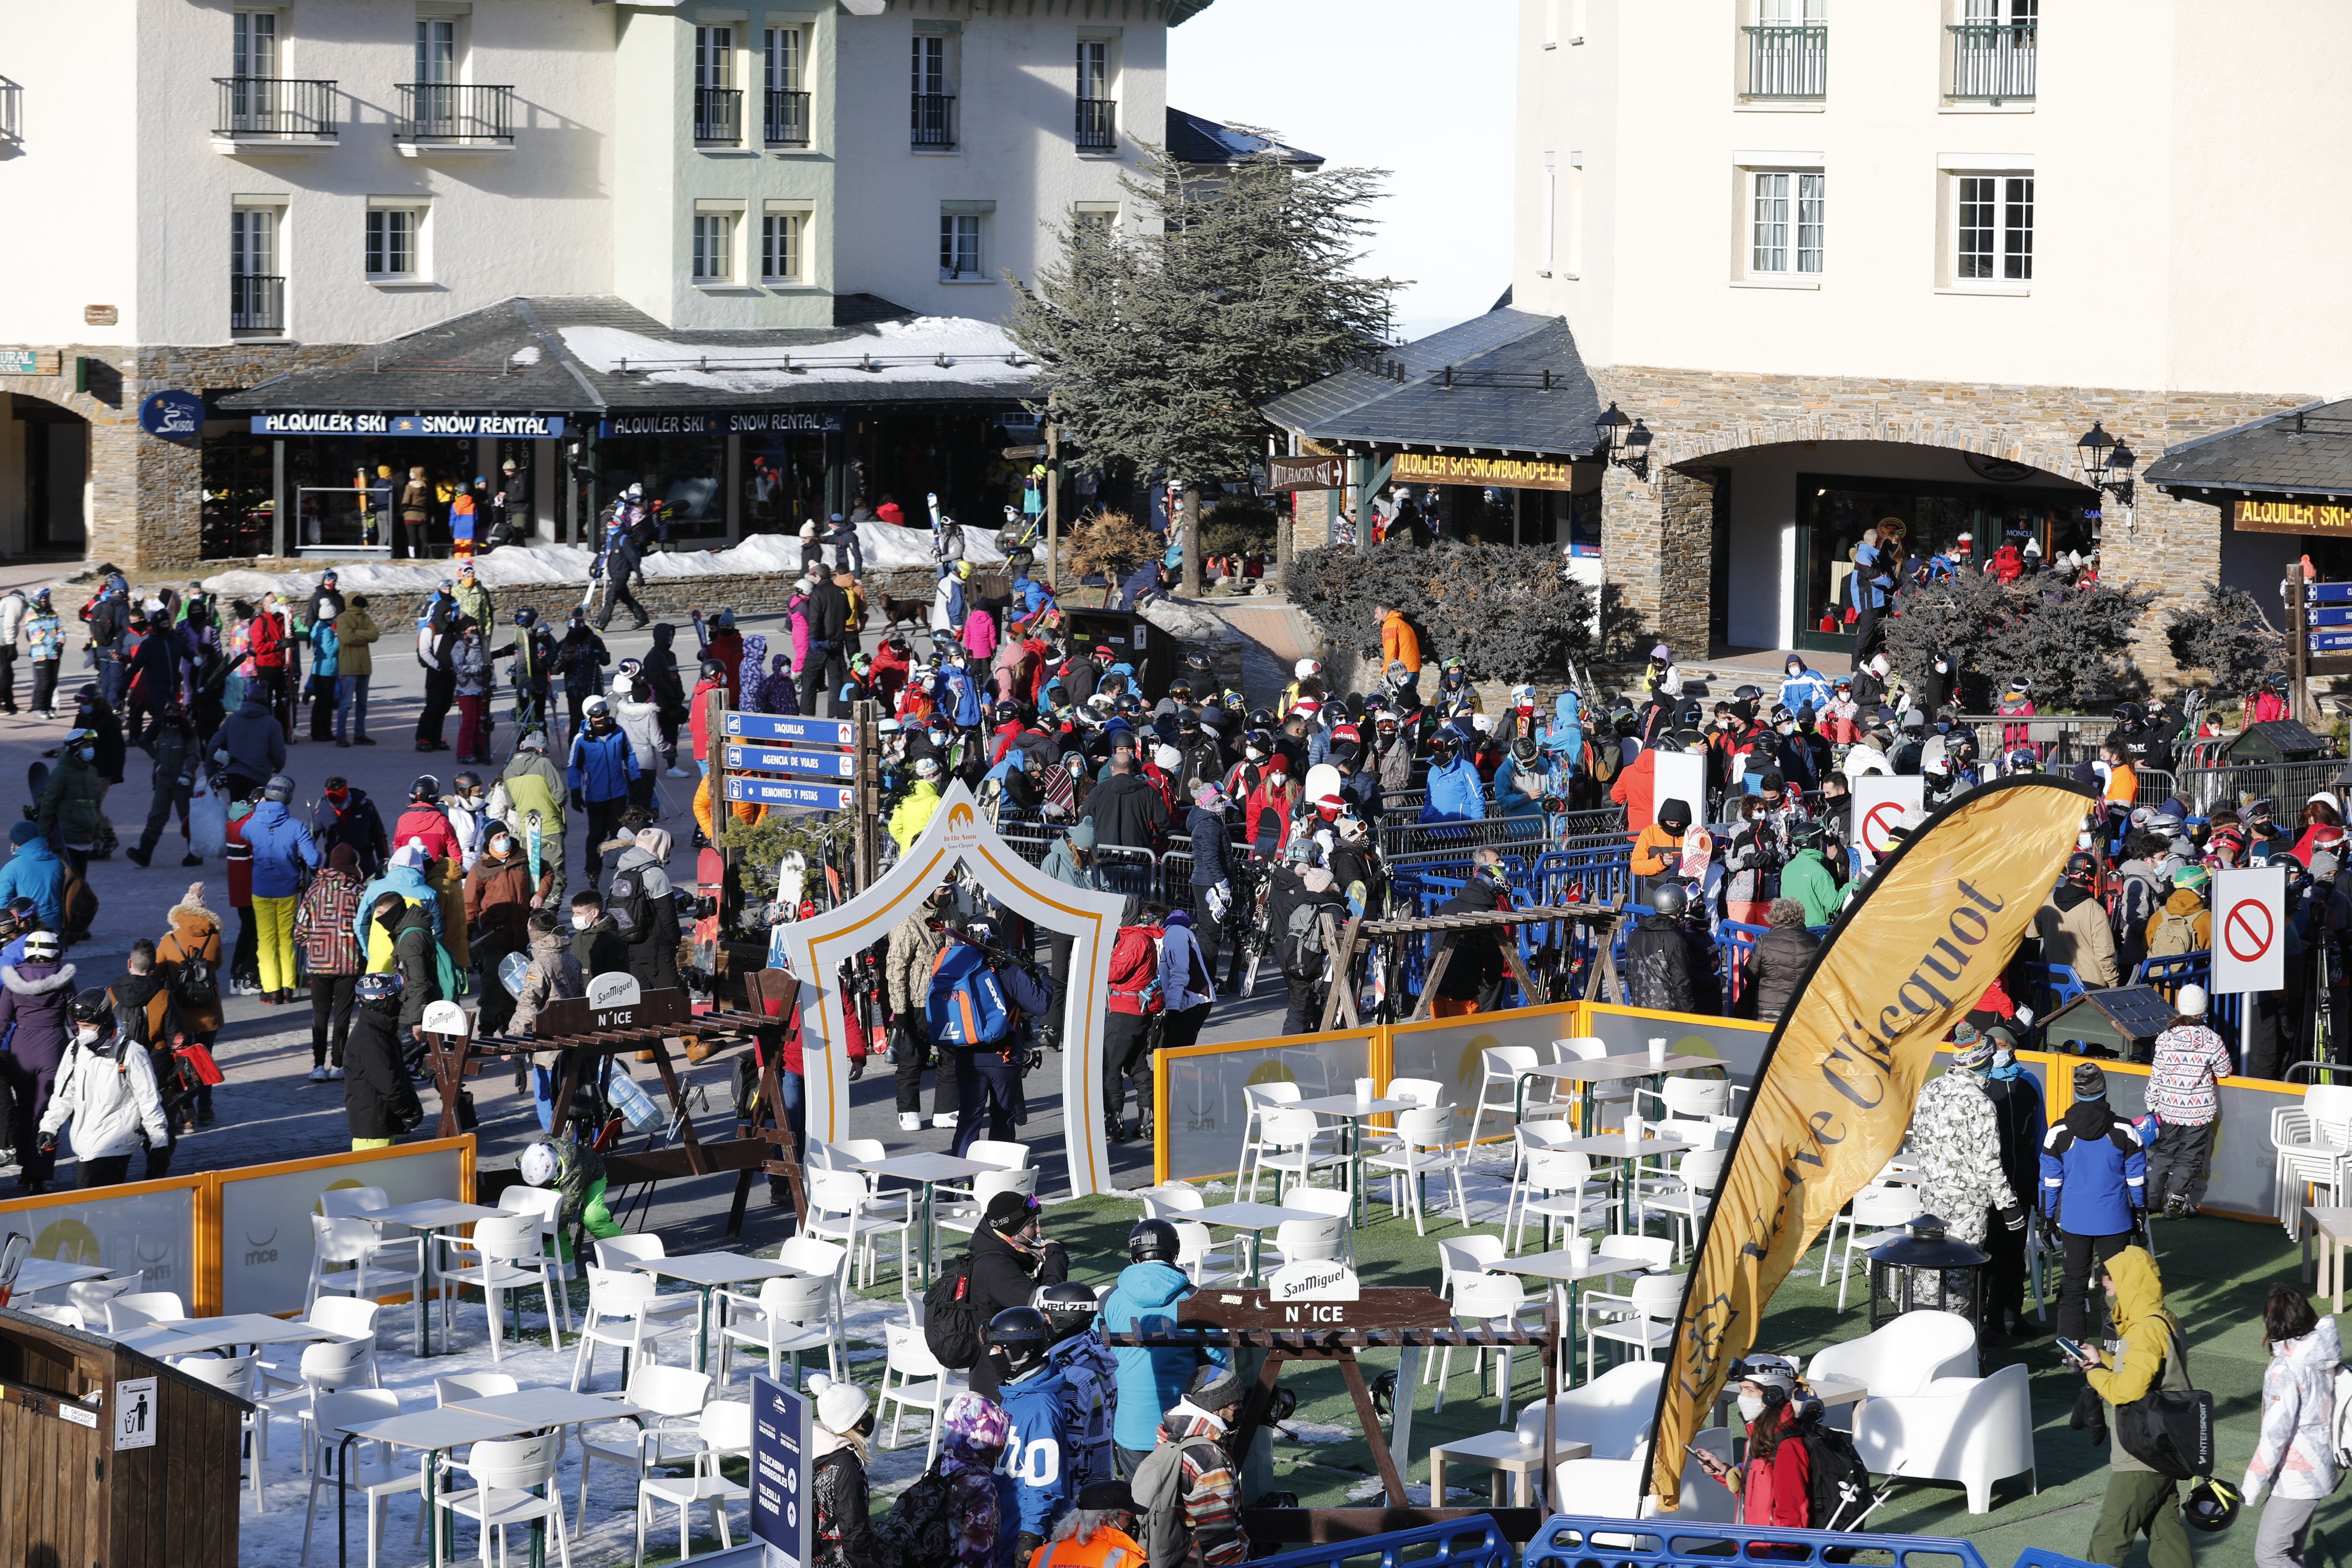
[1390,451,1579,491]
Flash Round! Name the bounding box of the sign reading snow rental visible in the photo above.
[1390,452,1577,491]
[247,411,567,437]
[599,408,845,438]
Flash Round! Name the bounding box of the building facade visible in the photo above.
[0,0,1198,567]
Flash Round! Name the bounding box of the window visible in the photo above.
[766,27,801,90]
[695,25,733,89]
[415,17,456,84]
[1073,205,1117,239]
[1074,38,1115,149]
[1951,0,2036,102]
[1750,170,1824,275]
[694,26,740,141]
[939,212,982,279]
[233,10,277,76]
[1956,173,2032,281]
[1745,0,1826,99]
[694,212,737,282]
[366,207,419,277]
[1076,38,1108,99]
[231,207,282,331]
[765,27,809,145]
[761,211,803,283]
[912,33,947,97]
[912,32,955,148]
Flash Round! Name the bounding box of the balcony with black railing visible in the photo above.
[231,273,285,334]
[765,89,811,146]
[911,92,956,150]
[1742,24,1828,100]
[1948,23,2036,102]
[1075,97,1116,151]
[695,86,742,143]
[212,76,337,140]
[393,83,515,145]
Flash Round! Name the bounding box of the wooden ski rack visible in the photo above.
[1320,901,1626,1028]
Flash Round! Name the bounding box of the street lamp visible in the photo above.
[1594,402,1653,482]
[2076,422,2137,506]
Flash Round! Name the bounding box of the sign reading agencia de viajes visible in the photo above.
[247,411,568,438]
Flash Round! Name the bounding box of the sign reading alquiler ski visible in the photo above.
[247,411,567,437]
[1390,451,1576,491]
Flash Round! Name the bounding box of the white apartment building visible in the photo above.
[0,0,1209,567]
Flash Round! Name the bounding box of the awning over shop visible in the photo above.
[2147,399,2352,536]
[1259,306,1603,460]
[217,292,1041,422]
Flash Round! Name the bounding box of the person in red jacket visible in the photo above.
[392,776,461,869]
[701,610,745,707]
[1695,1358,1812,1530]
[1103,908,1166,1144]
[1246,762,1293,857]
[868,633,912,710]
[689,660,726,776]
[246,599,291,741]
[1611,737,1667,839]
[223,792,262,994]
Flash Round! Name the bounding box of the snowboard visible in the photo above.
[25,762,46,821]
[526,809,544,893]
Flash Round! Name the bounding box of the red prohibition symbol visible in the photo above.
[1861,800,1908,852]
[2223,899,2275,965]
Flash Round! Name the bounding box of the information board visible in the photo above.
[724,776,856,811]
[750,1374,812,1566]
[722,713,854,748]
[724,744,857,779]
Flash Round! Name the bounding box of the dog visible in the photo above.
[876,594,930,633]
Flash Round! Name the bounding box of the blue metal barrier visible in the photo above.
[1254,1516,1518,1568]
[2133,949,2240,1034]
[1522,1515,2105,1568]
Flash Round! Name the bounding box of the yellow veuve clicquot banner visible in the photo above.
[1647,777,2093,1508]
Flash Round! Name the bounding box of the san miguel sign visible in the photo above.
[534,974,690,1036]
[2233,497,2352,536]
[1390,451,1580,491]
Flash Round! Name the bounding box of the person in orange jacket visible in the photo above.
[1377,600,1422,694]
[1632,797,1692,900]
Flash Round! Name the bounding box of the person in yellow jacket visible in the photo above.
[2072,1247,2195,1568]
[889,757,945,851]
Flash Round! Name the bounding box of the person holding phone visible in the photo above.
[1693,1361,1812,1530]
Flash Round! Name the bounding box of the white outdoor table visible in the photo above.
[1549,1130,1704,1228]
[1286,1095,1423,1225]
[1430,1430,1591,1507]
[119,1312,345,1359]
[1517,1054,1719,1134]
[6,1257,111,1299]
[2303,1206,2352,1312]
[625,1253,804,1371]
[362,1199,509,1357]
[851,1153,995,1288]
[1489,1249,1667,1385]
[1192,1202,1321,1285]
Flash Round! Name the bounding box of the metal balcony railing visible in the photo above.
[230,273,285,334]
[212,76,337,138]
[393,83,515,142]
[1948,23,2036,101]
[1742,24,1827,99]
[911,92,956,149]
[1075,96,1116,151]
[764,87,810,145]
[694,85,742,142]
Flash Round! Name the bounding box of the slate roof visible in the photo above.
[2144,398,2352,498]
[218,293,1036,415]
[1258,308,1604,459]
[1165,107,1323,169]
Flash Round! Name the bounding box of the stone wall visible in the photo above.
[1584,365,2314,689]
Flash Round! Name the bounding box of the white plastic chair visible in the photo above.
[264,1296,383,1400]
[306,1211,427,1354]
[1426,1235,1506,1385]
[171,1353,269,1513]
[105,1291,188,1334]
[1280,1187,1358,1265]
[635,1400,752,1566]
[1639,1075,1729,1127]
[2275,1084,2352,1240]
[1512,1149,1612,1255]
[1238,1080,1305,1201]
[1363,1105,1469,1234]
[570,1266,697,1392]
[440,1435,574,1568]
[1465,1044,1542,1146]
[1819,1182,1926,1310]
[716,1274,840,1390]
[1437,1272,1544,1420]
[262,1336,379,1477]
[435,1372,521,1405]
[1262,1217,1347,1272]
[63,1274,139,1325]
[1640,1148,1727,1262]
[1140,1184,1207,1220]
[1256,1106,1350,1202]
[1359,1077,1449,1158]
[1562,1037,1639,1132]
[937,1167,1042,1238]
[494,1185,573,1332]
[1582,1271,1685,1376]
[1172,1220,1244,1287]
[298,1388,422,1566]
[804,1169,915,1289]
[1507,1120,1586,1229]
[1851,1361,2037,1513]
[1807,1309,1979,1398]
[1592,1233,1674,1277]
[578,1364,712,1533]
[876,1320,958,1465]
[440,1213,564,1360]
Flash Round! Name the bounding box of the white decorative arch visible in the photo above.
[768,781,1131,1196]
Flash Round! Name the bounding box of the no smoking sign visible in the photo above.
[2212,867,2286,994]
[1851,775,1925,867]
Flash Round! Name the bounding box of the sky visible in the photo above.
[1168,0,1518,345]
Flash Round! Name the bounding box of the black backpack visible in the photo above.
[871,1464,955,1568]
[1798,1416,1875,1531]
[171,952,219,1011]
[1282,899,1334,979]
[922,1254,983,1370]
[2115,1317,2215,1481]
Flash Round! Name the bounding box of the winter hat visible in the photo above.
[2073,1062,2108,1100]
[1066,821,1097,850]
[9,821,40,846]
[1193,782,1227,809]
[182,882,210,908]
[944,1393,1010,1451]
[1950,1025,1994,1071]
[808,1373,871,1435]
[986,1189,1041,1232]
[2177,984,2208,1018]
[328,845,360,876]
[1165,908,1192,929]
[1188,1364,1246,1411]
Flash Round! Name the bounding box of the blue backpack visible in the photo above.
[927,942,1014,1046]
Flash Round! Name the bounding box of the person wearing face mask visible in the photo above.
[36,727,107,879]
[465,822,550,1036]
[1977,1023,2047,1338]
[343,972,423,1150]
[1911,1027,2027,1312]
[566,693,640,879]
[886,884,962,1132]
[566,889,629,978]
[36,988,171,1188]
[310,774,390,880]
[1693,1358,1812,1528]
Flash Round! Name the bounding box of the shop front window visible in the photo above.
[201,436,276,559]
[599,433,728,542]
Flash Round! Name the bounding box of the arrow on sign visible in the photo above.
[725,744,856,780]
[1001,444,1048,459]
[724,776,855,811]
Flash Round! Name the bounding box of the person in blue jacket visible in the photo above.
[565,693,640,877]
[1778,655,1834,723]
[244,773,322,1003]
[2040,1061,2150,1341]
[1037,1282,1119,1496]
[1010,569,1055,626]
[1101,1219,1227,1475]
[1117,560,1168,613]
[939,652,985,736]
[0,823,66,935]
[354,846,444,948]
[1417,730,1487,827]
[987,1305,1074,1563]
[1551,690,1585,767]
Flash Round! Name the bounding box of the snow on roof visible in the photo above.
[558,316,1040,395]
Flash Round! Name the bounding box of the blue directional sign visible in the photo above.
[725,776,855,811]
[726,744,856,779]
[2312,630,2352,653]
[722,712,853,748]
[2311,606,2352,628]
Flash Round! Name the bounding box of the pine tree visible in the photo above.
[1007,135,1402,595]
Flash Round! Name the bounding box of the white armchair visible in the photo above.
[1519,1358,1662,1507]
[1806,1309,1979,1399]
[1851,1361,2036,1514]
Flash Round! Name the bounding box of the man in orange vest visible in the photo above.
[1026,1481,1145,1568]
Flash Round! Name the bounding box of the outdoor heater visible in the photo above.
[1866,1213,1990,1330]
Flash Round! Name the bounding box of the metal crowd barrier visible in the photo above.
[1954,711,2121,767]
[2174,759,2348,817]
[1524,1515,2105,1568]
[1252,1516,1516,1568]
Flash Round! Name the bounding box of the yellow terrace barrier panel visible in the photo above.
[1385,999,1584,1142]
[1153,1025,1379,1187]
[0,1136,475,1319]
[1580,1002,1775,1085]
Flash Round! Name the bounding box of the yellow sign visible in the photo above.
[1390,452,1579,492]
[1648,777,2093,1508]
[2235,498,2352,536]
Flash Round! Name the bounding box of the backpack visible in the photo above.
[921,1254,984,1370]
[2114,1316,2216,1481]
[870,1463,956,1568]
[170,950,219,1011]
[926,943,1013,1047]
[2331,1365,2352,1467]
[1797,1416,1875,1531]
[1109,924,1165,1015]
[1129,1436,1191,1568]
[1282,899,1334,979]
[2147,907,2202,959]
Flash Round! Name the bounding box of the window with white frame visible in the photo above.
[415,17,456,84]
[365,205,422,278]
[231,207,277,276]
[939,211,983,279]
[912,33,948,97]
[761,210,805,283]
[1749,169,1824,275]
[766,26,801,89]
[693,211,738,282]
[1956,172,2032,281]
[233,10,278,76]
